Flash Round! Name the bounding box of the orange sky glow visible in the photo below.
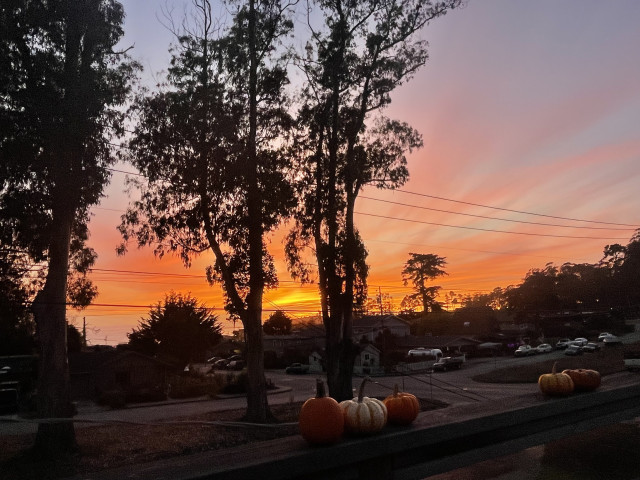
[72,1,640,345]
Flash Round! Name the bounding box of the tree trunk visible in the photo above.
[243,309,270,422]
[32,205,77,457]
[243,0,270,422]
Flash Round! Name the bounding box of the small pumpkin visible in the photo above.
[383,384,420,425]
[340,377,387,434]
[562,368,601,392]
[299,379,344,445]
[538,362,574,396]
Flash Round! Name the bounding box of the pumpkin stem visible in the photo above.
[393,384,400,397]
[315,378,326,398]
[552,361,558,374]
[358,377,370,403]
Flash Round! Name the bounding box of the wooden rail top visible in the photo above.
[77,380,640,480]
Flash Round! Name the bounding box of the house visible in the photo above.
[263,334,322,358]
[353,344,383,376]
[262,322,327,368]
[352,315,411,342]
[309,351,324,373]
[69,350,174,400]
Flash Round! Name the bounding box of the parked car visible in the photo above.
[432,357,463,372]
[564,345,583,356]
[514,345,535,357]
[212,358,229,369]
[573,337,589,347]
[408,348,442,358]
[556,338,571,349]
[581,342,601,353]
[597,332,611,341]
[535,343,553,354]
[226,359,245,370]
[602,334,622,345]
[284,363,310,374]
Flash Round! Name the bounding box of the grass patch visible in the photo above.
[472,347,626,383]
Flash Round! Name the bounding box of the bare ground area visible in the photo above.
[0,397,443,480]
[0,402,303,480]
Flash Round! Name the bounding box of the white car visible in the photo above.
[573,337,589,346]
[598,332,611,341]
[602,334,622,345]
[535,343,553,354]
[514,345,534,356]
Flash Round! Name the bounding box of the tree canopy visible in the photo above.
[118,0,295,422]
[285,0,460,401]
[0,0,138,455]
[402,253,448,313]
[263,310,292,335]
[128,292,222,366]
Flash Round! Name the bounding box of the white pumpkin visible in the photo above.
[339,377,387,434]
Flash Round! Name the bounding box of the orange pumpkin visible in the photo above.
[562,368,601,392]
[383,384,420,425]
[538,362,574,396]
[299,379,344,445]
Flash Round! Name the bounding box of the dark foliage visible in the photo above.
[263,310,293,335]
[128,292,222,366]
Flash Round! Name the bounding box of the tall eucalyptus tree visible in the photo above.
[0,0,138,455]
[286,0,460,400]
[119,0,295,422]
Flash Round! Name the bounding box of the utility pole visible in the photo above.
[82,317,87,348]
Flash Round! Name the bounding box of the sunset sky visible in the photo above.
[76,0,640,345]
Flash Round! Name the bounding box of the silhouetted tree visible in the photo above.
[128,292,222,366]
[402,253,448,313]
[66,324,83,354]
[0,0,137,455]
[119,0,294,421]
[400,295,422,314]
[263,310,292,335]
[286,0,460,401]
[452,306,498,335]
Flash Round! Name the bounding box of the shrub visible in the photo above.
[219,371,248,394]
[126,387,166,403]
[167,373,223,399]
[97,390,127,409]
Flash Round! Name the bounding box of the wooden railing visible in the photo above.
[78,381,640,480]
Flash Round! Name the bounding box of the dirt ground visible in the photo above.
[0,402,302,480]
[0,396,447,479]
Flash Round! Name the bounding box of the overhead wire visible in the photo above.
[359,195,636,231]
[395,189,638,228]
[355,212,631,241]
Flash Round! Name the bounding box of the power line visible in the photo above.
[355,211,631,241]
[89,267,305,284]
[107,166,143,176]
[359,195,636,231]
[27,300,324,314]
[396,189,638,228]
[363,238,585,261]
